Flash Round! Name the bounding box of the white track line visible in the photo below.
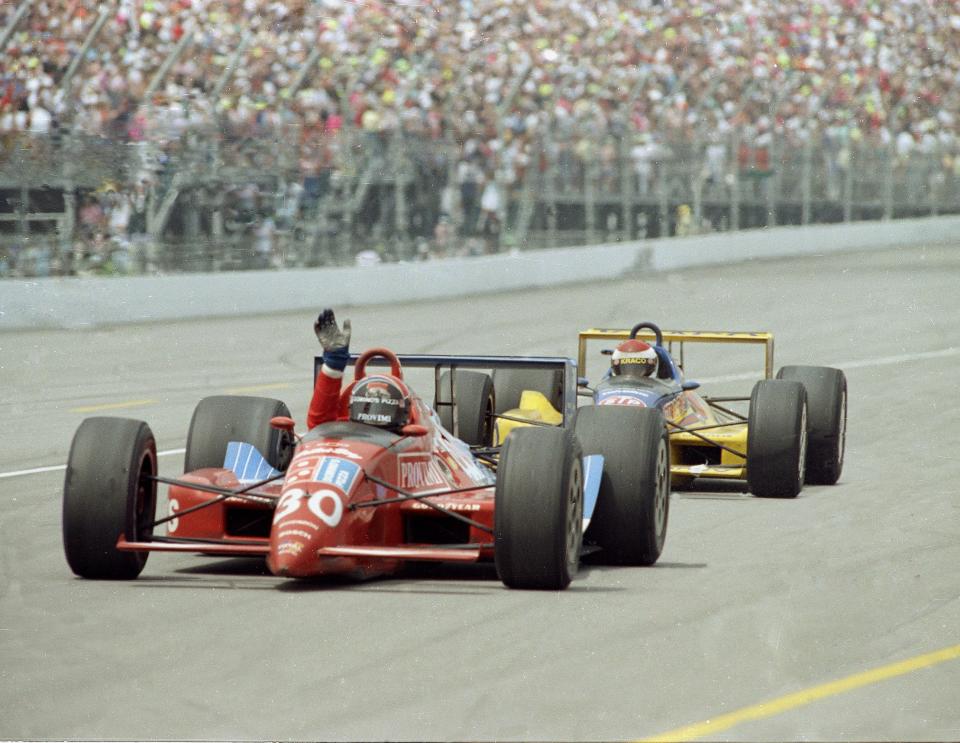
[2,346,958,481]
[699,346,959,384]
[0,448,186,481]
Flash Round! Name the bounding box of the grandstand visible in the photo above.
[2,0,959,276]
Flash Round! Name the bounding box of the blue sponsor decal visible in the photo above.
[313,457,361,494]
[223,441,283,483]
[595,387,654,404]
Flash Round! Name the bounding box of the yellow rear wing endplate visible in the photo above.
[577,328,775,379]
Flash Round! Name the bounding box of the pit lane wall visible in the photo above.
[3,215,959,331]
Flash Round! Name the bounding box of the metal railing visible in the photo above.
[2,129,958,278]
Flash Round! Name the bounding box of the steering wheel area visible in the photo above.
[354,347,404,380]
[629,322,664,347]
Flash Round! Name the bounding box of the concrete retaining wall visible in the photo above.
[2,215,958,330]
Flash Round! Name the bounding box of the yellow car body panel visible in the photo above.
[497,390,564,442]
[577,328,775,380]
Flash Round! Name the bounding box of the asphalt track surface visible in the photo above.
[1,244,959,742]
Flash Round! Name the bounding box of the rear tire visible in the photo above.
[494,427,583,590]
[492,367,563,414]
[575,405,670,565]
[184,395,293,473]
[747,380,808,498]
[435,370,495,446]
[777,365,847,485]
[63,417,157,579]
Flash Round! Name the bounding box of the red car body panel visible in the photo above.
[124,397,497,579]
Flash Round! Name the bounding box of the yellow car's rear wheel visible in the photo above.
[777,365,847,485]
[435,370,495,446]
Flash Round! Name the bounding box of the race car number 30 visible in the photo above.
[273,488,343,527]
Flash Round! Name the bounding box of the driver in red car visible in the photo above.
[307,308,411,431]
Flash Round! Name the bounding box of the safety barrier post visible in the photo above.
[929,147,940,217]
[766,128,778,228]
[546,133,558,248]
[0,0,32,54]
[800,136,813,225]
[144,30,195,100]
[620,131,632,241]
[729,129,740,231]
[585,155,597,245]
[842,148,854,223]
[392,130,408,247]
[59,7,110,98]
[212,32,252,102]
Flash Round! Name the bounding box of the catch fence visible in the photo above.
[1,127,957,277]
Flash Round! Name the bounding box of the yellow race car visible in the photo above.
[496,321,847,499]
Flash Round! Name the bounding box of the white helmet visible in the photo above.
[611,339,658,378]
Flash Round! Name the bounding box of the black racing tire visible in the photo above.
[777,365,847,485]
[63,417,158,579]
[494,427,583,590]
[574,405,670,565]
[747,380,808,498]
[184,395,293,473]
[435,370,496,446]
[492,367,564,415]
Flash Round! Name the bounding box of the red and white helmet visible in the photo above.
[611,339,658,378]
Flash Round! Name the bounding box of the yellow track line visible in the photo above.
[223,382,292,394]
[69,399,158,414]
[640,642,960,742]
[69,382,292,413]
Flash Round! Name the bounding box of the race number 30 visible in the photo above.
[273,488,343,527]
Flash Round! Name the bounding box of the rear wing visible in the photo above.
[577,329,775,380]
[315,353,578,424]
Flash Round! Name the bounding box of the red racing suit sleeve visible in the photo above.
[307,366,345,429]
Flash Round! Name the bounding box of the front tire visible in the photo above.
[494,427,583,590]
[184,395,293,473]
[747,380,808,498]
[63,417,158,579]
[575,405,670,565]
[777,365,847,485]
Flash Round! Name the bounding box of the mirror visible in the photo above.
[577,376,590,387]
[681,380,701,391]
[400,424,429,437]
[270,416,296,432]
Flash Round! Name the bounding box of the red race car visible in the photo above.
[63,348,635,590]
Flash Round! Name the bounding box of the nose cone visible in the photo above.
[269,480,353,578]
[269,494,324,577]
[269,488,344,578]
[268,538,316,578]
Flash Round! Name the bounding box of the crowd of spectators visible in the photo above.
[2,0,960,274]
[4,1,959,148]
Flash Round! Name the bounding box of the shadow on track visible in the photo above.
[276,562,625,595]
[127,551,697,593]
[675,478,845,500]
